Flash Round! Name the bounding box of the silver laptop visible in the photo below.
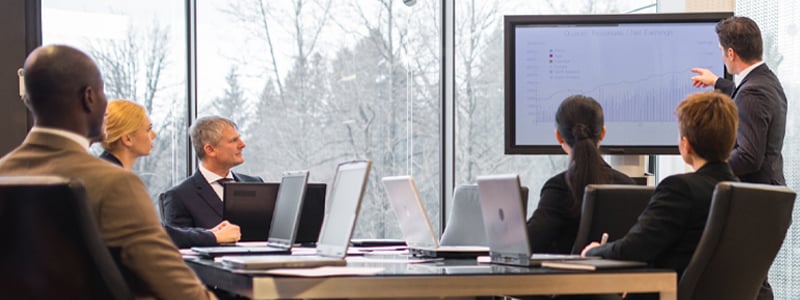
[192,170,310,257]
[222,160,372,269]
[382,175,488,258]
[477,174,586,266]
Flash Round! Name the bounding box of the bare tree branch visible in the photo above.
[256,0,287,103]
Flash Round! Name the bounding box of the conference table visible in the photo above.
[185,255,677,299]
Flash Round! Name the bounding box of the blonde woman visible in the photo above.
[99,99,156,169]
[100,99,240,248]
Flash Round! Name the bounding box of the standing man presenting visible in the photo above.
[691,16,787,186]
[690,15,786,300]
[164,116,262,231]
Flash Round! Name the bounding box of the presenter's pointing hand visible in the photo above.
[690,68,719,88]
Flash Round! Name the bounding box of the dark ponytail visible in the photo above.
[555,95,611,215]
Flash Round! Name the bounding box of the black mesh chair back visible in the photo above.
[0,176,131,300]
[678,182,796,300]
[571,184,654,254]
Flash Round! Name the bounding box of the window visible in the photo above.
[735,1,800,298]
[41,0,189,202]
[196,0,441,238]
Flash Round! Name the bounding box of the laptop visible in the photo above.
[382,175,489,258]
[221,181,326,243]
[192,170,310,257]
[223,182,275,241]
[477,174,587,266]
[221,160,372,269]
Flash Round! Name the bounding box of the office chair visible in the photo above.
[678,182,795,300]
[157,192,167,222]
[440,184,529,246]
[571,184,654,254]
[0,176,132,300]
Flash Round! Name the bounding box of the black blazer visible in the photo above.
[99,151,217,248]
[527,165,635,254]
[163,170,263,229]
[585,162,738,277]
[716,64,787,185]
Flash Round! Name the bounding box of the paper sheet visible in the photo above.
[264,266,384,277]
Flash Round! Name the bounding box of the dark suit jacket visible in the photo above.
[164,170,263,229]
[586,162,738,277]
[163,225,216,248]
[527,165,635,254]
[0,132,214,299]
[716,64,786,185]
[99,151,217,248]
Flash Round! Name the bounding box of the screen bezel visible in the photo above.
[504,12,734,155]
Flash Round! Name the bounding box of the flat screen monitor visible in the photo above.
[505,12,733,155]
[223,182,326,242]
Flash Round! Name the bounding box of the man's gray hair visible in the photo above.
[189,116,238,160]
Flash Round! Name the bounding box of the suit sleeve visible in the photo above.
[98,172,216,300]
[163,188,195,228]
[728,87,772,177]
[163,224,217,249]
[715,78,735,96]
[586,176,693,262]
[527,177,572,253]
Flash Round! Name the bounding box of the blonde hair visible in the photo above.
[101,99,147,151]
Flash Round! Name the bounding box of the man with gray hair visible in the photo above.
[164,116,262,238]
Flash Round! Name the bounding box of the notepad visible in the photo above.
[541,259,647,271]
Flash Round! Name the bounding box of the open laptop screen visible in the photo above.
[382,175,438,249]
[477,174,531,260]
[316,160,371,257]
[268,171,309,246]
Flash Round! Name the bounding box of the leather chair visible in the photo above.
[0,176,132,300]
[440,184,529,246]
[571,184,654,254]
[157,192,167,222]
[678,182,796,300]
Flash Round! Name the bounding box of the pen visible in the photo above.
[600,233,609,245]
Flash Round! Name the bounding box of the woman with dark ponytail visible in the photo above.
[526,95,635,254]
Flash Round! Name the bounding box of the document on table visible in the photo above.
[263,266,384,277]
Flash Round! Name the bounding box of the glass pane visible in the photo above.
[197,0,441,238]
[736,1,800,298]
[41,0,189,202]
[455,1,656,217]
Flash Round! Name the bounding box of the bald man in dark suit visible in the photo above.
[0,45,215,300]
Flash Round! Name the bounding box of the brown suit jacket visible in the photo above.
[0,131,215,300]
